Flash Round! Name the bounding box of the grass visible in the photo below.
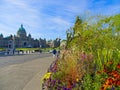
[0,48,6,51]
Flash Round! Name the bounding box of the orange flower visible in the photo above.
[103,69,107,73]
[107,78,114,84]
[109,70,119,78]
[107,60,113,65]
[100,62,120,89]
[105,78,114,86]
[96,71,101,74]
[101,83,112,90]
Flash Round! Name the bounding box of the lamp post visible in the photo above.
[12,36,15,55]
[58,37,61,51]
[39,39,42,53]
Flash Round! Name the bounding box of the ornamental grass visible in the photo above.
[42,14,120,90]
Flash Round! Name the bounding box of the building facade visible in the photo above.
[0,25,60,48]
[0,25,46,48]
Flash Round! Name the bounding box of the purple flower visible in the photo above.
[111,86,115,90]
[80,53,87,60]
[62,86,69,90]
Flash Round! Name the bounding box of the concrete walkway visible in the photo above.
[23,70,44,90]
[0,55,54,90]
[23,56,54,90]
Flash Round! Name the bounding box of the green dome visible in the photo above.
[17,24,26,37]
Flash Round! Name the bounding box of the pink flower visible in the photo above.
[80,53,87,60]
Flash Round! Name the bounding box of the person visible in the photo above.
[57,50,60,57]
[52,49,57,58]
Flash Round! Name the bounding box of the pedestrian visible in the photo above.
[57,50,60,57]
[52,49,57,58]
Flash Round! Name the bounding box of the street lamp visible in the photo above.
[58,37,61,51]
[39,39,42,53]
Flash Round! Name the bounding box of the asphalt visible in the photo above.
[0,54,54,90]
[0,53,52,68]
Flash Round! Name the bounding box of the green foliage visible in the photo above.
[65,14,120,89]
[82,74,95,90]
[0,48,5,51]
[16,47,54,52]
[16,48,39,51]
[66,14,120,50]
[43,14,120,90]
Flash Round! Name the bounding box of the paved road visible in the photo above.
[0,53,54,90]
[0,53,51,68]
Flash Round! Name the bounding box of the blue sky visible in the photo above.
[0,0,120,40]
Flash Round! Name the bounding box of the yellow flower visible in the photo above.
[42,72,52,81]
[76,78,79,82]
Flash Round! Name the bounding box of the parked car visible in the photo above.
[49,50,53,53]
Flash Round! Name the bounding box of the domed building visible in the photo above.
[17,24,26,38]
[0,25,47,48]
[14,24,40,48]
[0,24,60,49]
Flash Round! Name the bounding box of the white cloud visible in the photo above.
[51,17,70,26]
[6,0,27,8]
[0,0,120,40]
[0,0,41,37]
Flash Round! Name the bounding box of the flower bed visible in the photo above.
[42,50,120,90]
[42,14,120,90]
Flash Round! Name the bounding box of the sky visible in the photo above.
[0,0,120,40]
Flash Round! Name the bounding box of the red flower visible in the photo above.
[108,78,114,83]
[100,86,106,90]
[116,63,120,69]
[114,79,120,86]
[105,78,114,85]
[67,83,72,89]
[116,80,120,85]
[103,69,108,73]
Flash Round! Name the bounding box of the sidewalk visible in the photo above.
[23,71,43,90]
[0,55,54,90]
[23,56,54,90]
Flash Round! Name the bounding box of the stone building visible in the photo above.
[14,24,40,48]
[46,38,61,48]
[0,24,61,49]
[0,25,46,48]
